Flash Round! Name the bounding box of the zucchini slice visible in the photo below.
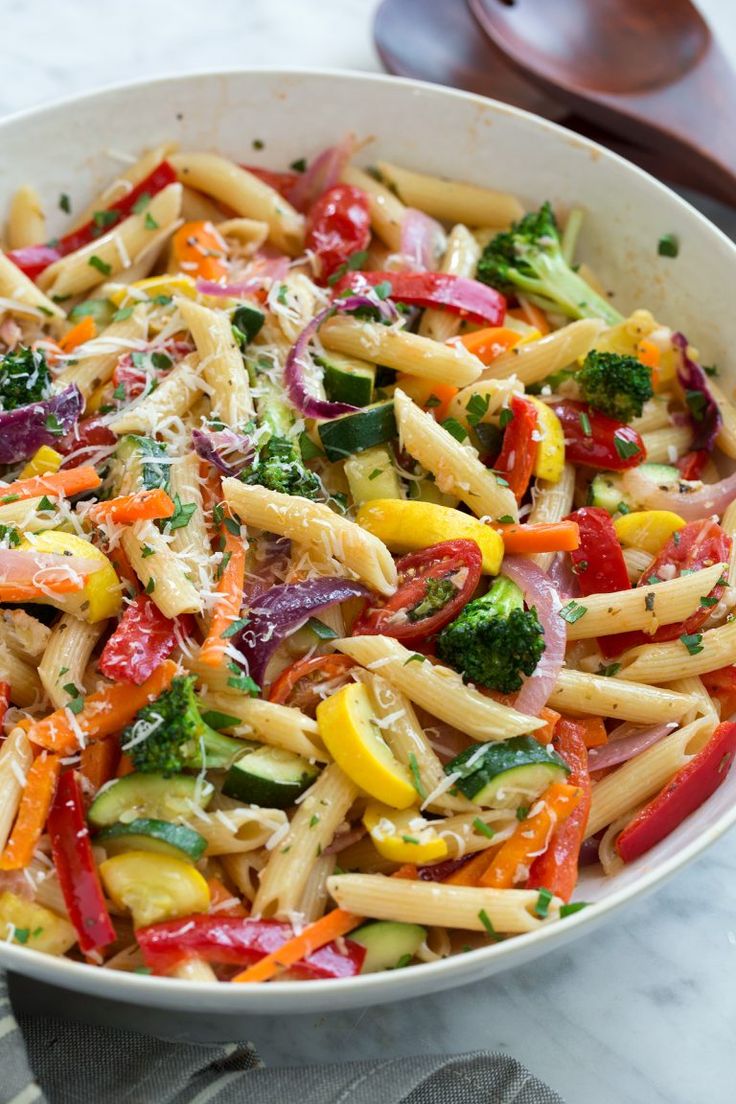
[222,747,319,808]
[352,921,427,973]
[88,772,213,828]
[345,444,402,504]
[319,352,375,407]
[95,818,207,861]
[446,736,569,809]
[318,401,397,461]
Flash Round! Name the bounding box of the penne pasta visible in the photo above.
[37,615,105,710]
[548,668,697,723]
[107,353,202,434]
[375,162,524,227]
[418,224,481,342]
[7,185,46,249]
[0,250,65,319]
[485,319,603,383]
[121,521,203,618]
[341,164,405,251]
[615,619,736,684]
[177,298,254,425]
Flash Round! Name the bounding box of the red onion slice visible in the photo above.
[673,331,721,452]
[232,577,371,687]
[288,134,357,212]
[400,209,447,271]
[0,548,102,586]
[285,294,398,420]
[502,556,567,718]
[620,465,736,521]
[192,427,254,477]
[0,384,83,465]
[587,722,678,771]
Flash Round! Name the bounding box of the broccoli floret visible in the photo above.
[436,576,545,693]
[124,675,243,774]
[476,202,623,326]
[0,346,51,412]
[577,350,654,422]
[243,435,321,498]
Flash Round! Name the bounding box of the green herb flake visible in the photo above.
[478,909,499,940]
[559,599,587,624]
[36,496,54,513]
[645,592,656,612]
[141,545,155,559]
[440,416,468,443]
[497,514,515,525]
[680,632,704,655]
[132,193,152,214]
[700,595,719,608]
[226,672,260,696]
[88,255,112,277]
[13,928,30,945]
[613,433,641,461]
[499,406,514,429]
[306,617,338,641]
[145,577,156,594]
[408,752,426,799]
[516,805,529,821]
[134,966,153,975]
[368,468,384,481]
[657,233,679,258]
[199,710,241,731]
[534,887,554,918]
[67,697,85,716]
[309,814,320,828]
[473,817,495,839]
[616,501,631,515]
[93,209,118,230]
[252,139,264,150]
[144,212,159,231]
[685,389,707,422]
[403,653,426,665]
[290,157,307,173]
[374,280,392,300]
[579,411,592,437]
[424,394,441,409]
[598,662,621,678]
[703,364,719,378]
[393,953,413,969]
[44,414,63,437]
[220,617,250,640]
[167,495,197,531]
[401,835,419,845]
[299,431,324,462]
[113,306,134,322]
[59,194,71,214]
[560,901,589,918]
[466,393,490,428]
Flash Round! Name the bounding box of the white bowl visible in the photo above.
[2,68,735,1015]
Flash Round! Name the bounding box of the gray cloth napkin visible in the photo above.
[0,974,563,1104]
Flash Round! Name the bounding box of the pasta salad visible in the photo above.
[0,135,734,983]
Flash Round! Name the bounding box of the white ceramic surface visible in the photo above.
[2,68,736,1020]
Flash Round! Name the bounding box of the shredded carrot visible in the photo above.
[172,220,228,281]
[444,850,496,887]
[207,878,248,917]
[510,299,551,335]
[198,523,246,669]
[88,488,175,527]
[80,736,120,791]
[479,782,583,889]
[530,707,562,746]
[493,520,580,555]
[58,315,97,352]
[457,326,521,364]
[0,751,61,870]
[0,465,101,505]
[573,716,608,749]
[21,659,178,755]
[232,907,360,984]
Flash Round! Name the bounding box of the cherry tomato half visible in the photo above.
[305,184,371,285]
[58,416,117,467]
[352,540,483,643]
[268,654,356,716]
[638,518,731,642]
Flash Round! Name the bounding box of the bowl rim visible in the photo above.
[2,64,735,1010]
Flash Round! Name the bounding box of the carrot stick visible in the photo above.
[0,466,101,505]
[232,908,361,984]
[479,782,582,889]
[22,660,178,755]
[0,751,61,870]
[58,315,97,352]
[172,221,228,281]
[79,736,120,791]
[444,850,496,886]
[574,716,608,749]
[493,520,580,555]
[457,326,521,364]
[198,525,246,668]
[88,488,175,527]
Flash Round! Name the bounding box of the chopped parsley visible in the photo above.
[685,389,708,422]
[440,417,468,443]
[579,411,592,437]
[144,212,159,231]
[252,139,264,150]
[368,468,384,481]
[199,710,240,730]
[141,545,155,558]
[113,306,134,322]
[403,653,426,665]
[226,669,260,696]
[88,255,112,277]
[424,394,441,409]
[516,805,529,821]
[473,817,495,839]
[680,632,704,655]
[478,909,499,940]
[559,599,587,624]
[305,617,338,641]
[401,835,419,845]
[93,209,118,230]
[167,495,197,531]
[145,577,156,594]
[0,525,20,547]
[44,414,63,436]
[36,496,54,513]
[290,157,307,172]
[534,887,554,918]
[220,617,250,640]
[657,233,679,258]
[59,193,71,214]
[613,433,642,461]
[393,953,413,969]
[408,752,425,799]
[645,592,656,612]
[598,662,621,678]
[132,193,152,214]
[13,928,30,944]
[466,393,490,427]
[700,595,719,608]
[497,515,515,524]
[309,814,320,828]
[326,249,369,287]
[560,901,589,918]
[374,280,392,300]
[499,406,514,429]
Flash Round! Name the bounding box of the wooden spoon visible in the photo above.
[469,0,736,205]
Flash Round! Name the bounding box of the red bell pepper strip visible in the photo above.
[47,770,116,954]
[551,400,646,471]
[677,449,710,481]
[616,720,736,862]
[240,164,300,199]
[494,394,538,501]
[527,717,591,901]
[7,161,177,281]
[305,184,371,285]
[336,271,506,326]
[566,507,640,658]
[98,595,192,686]
[136,915,366,978]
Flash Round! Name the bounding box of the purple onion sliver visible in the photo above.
[587,722,677,771]
[0,384,83,464]
[287,134,356,212]
[502,556,567,718]
[673,331,721,452]
[233,577,371,686]
[192,427,254,477]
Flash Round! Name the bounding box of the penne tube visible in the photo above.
[191,803,287,857]
[67,142,178,231]
[527,463,576,572]
[38,184,182,299]
[630,399,675,434]
[320,317,482,387]
[375,162,524,227]
[615,618,736,684]
[639,425,692,464]
[327,874,560,932]
[222,479,397,596]
[37,614,105,710]
[299,853,337,922]
[0,250,65,319]
[165,453,212,595]
[485,319,603,383]
[169,152,304,255]
[548,668,697,723]
[336,635,544,740]
[197,690,328,762]
[563,562,726,640]
[394,388,519,521]
[7,185,46,249]
[108,354,202,434]
[341,164,405,251]
[622,546,654,582]
[446,377,517,431]
[0,641,44,707]
[418,224,482,342]
[54,306,148,399]
[121,521,203,618]
[177,298,254,425]
[0,609,50,660]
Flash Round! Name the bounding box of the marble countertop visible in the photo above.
[3,2,736,1101]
